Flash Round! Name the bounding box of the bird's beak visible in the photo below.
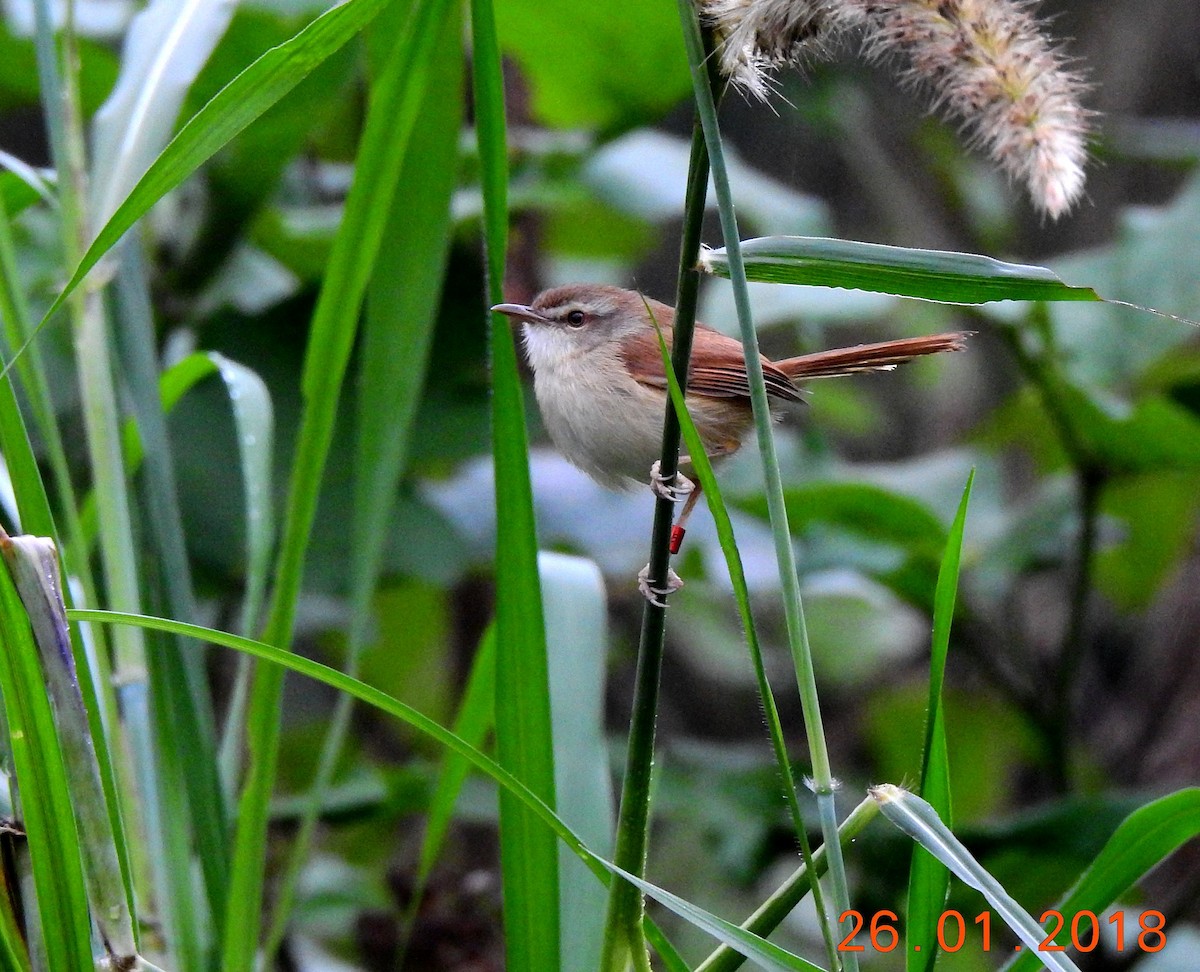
[491,302,551,326]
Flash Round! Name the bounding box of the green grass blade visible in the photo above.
[1005,787,1200,971]
[72,607,835,972]
[697,798,881,972]
[699,237,1101,303]
[223,0,457,965]
[605,863,827,972]
[0,542,93,971]
[472,0,560,964]
[261,5,462,956]
[647,309,821,883]
[29,0,389,337]
[112,240,229,949]
[209,353,275,639]
[676,3,845,967]
[907,472,973,972]
[874,785,1082,972]
[71,608,584,865]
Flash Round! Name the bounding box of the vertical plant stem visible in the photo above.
[1048,468,1100,791]
[31,0,166,940]
[995,310,1104,792]
[599,114,709,972]
[675,2,847,968]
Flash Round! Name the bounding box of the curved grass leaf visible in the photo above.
[225,0,459,965]
[34,0,388,333]
[700,237,1101,304]
[874,785,1082,972]
[907,472,973,972]
[261,8,463,955]
[1005,787,1200,972]
[71,607,833,972]
[738,483,948,551]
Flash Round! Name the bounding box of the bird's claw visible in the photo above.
[637,564,684,607]
[650,460,694,503]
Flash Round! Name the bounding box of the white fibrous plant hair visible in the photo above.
[700,0,837,100]
[696,0,1090,218]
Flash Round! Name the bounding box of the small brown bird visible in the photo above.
[493,283,967,601]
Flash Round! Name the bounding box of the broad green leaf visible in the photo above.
[540,553,613,972]
[37,0,389,331]
[738,482,948,552]
[700,237,1101,304]
[1096,472,1200,610]
[1006,788,1200,972]
[907,472,972,972]
[495,0,689,130]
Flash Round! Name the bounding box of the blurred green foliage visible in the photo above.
[0,0,1198,967]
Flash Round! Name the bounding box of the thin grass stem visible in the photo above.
[599,109,710,972]
[675,2,849,967]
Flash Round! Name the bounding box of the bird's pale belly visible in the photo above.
[533,368,750,490]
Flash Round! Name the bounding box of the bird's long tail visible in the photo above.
[776,332,969,380]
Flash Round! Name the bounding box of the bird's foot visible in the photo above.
[650,461,694,503]
[637,564,684,607]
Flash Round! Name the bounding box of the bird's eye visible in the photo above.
[566,310,586,327]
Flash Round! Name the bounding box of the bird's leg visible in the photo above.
[637,563,684,608]
[639,444,730,604]
[669,481,704,554]
[649,459,695,503]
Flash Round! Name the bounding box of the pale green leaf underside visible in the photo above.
[700,237,1101,304]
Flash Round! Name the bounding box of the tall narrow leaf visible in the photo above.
[261,4,464,955]
[907,472,973,972]
[222,0,458,966]
[472,0,560,964]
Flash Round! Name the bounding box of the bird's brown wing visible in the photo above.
[620,324,804,403]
